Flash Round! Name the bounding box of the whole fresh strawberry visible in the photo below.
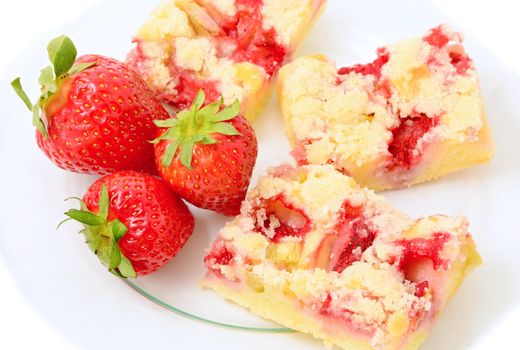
[153,90,258,216]
[11,35,169,175]
[61,171,195,277]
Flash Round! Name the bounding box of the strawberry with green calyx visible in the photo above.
[11,35,169,175]
[12,36,95,137]
[61,185,136,278]
[153,90,258,216]
[61,171,195,277]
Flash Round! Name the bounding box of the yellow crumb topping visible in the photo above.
[130,0,327,120]
[136,0,195,41]
[278,26,493,190]
[261,0,316,47]
[205,164,481,349]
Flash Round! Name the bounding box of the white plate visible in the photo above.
[1,0,519,349]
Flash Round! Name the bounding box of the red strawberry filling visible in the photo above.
[449,50,472,75]
[407,278,432,329]
[129,0,289,111]
[222,0,287,76]
[318,232,451,331]
[394,232,451,316]
[204,241,235,278]
[424,25,472,75]
[319,293,333,315]
[254,195,310,243]
[423,26,450,49]
[231,29,286,77]
[329,202,377,272]
[387,113,439,170]
[414,280,430,298]
[164,73,220,111]
[396,232,450,273]
[338,48,390,79]
[313,232,451,335]
[336,48,392,99]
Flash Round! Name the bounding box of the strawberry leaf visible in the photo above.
[192,89,205,111]
[64,196,87,210]
[10,78,33,111]
[118,256,137,278]
[150,127,175,144]
[108,239,122,270]
[62,192,135,278]
[97,238,111,268]
[38,66,56,97]
[154,118,179,128]
[153,89,244,170]
[14,36,89,138]
[32,104,48,137]
[47,35,77,78]
[209,122,241,136]
[84,228,101,253]
[211,99,240,122]
[198,98,222,118]
[65,209,105,226]
[161,139,180,167]
[200,136,218,145]
[98,185,109,220]
[175,109,191,122]
[180,139,194,169]
[56,217,73,230]
[67,62,95,75]
[111,219,128,241]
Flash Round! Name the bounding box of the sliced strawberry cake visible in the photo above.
[278,25,494,190]
[202,164,481,350]
[127,0,327,121]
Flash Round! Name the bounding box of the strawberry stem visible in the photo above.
[59,185,136,278]
[152,90,241,169]
[11,35,95,138]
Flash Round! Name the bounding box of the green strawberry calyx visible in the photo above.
[152,89,242,169]
[10,35,95,138]
[58,185,137,278]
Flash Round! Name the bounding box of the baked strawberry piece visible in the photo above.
[278,25,494,190]
[202,164,481,350]
[127,0,327,121]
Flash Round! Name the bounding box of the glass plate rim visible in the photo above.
[124,279,294,333]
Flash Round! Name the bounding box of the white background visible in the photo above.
[0,1,519,349]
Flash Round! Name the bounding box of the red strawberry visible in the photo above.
[153,90,258,216]
[11,35,169,175]
[60,171,195,277]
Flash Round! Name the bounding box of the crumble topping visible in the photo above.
[202,0,237,17]
[136,0,195,40]
[261,0,317,47]
[128,0,326,119]
[204,164,478,348]
[278,25,492,189]
[174,37,215,71]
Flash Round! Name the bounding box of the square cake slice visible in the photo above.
[277,25,494,190]
[127,0,327,121]
[202,164,481,350]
